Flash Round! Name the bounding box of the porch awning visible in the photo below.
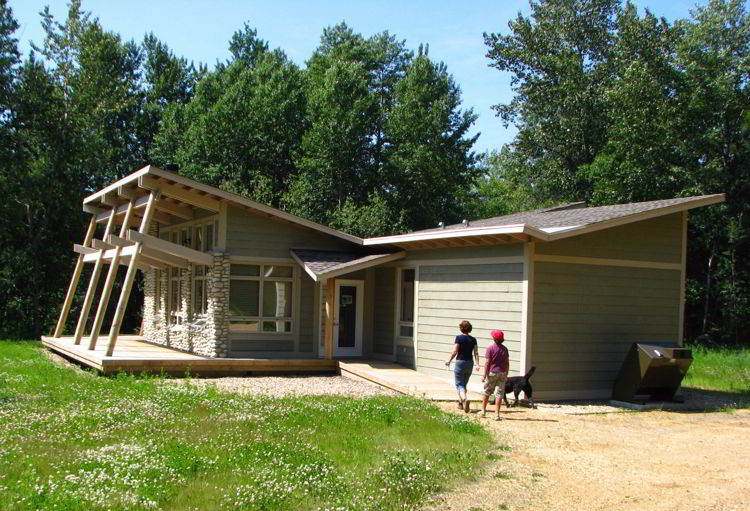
[290,249,405,282]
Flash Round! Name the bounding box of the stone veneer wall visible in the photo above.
[142,252,230,358]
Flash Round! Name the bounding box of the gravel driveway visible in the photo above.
[426,393,750,511]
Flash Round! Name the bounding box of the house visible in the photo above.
[50,165,724,399]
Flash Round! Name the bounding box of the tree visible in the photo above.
[469,150,541,220]
[157,47,306,207]
[140,33,201,164]
[484,0,620,203]
[0,0,17,112]
[675,0,750,344]
[383,48,479,230]
[484,0,750,344]
[582,3,686,204]
[0,55,85,338]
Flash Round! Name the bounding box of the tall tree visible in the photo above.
[285,23,378,223]
[675,0,750,343]
[484,0,750,344]
[484,0,619,203]
[583,3,686,204]
[154,26,306,207]
[140,33,200,164]
[0,55,84,338]
[383,48,479,230]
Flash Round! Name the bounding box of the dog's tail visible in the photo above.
[524,366,536,380]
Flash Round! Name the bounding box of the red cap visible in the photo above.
[491,330,505,341]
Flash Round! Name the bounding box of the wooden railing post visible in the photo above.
[105,192,158,356]
[54,216,97,337]
[88,199,136,350]
[73,208,117,344]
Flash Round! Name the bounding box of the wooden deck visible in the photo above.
[339,360,484,402]
[41,336,337,375]
[41,337,482,402]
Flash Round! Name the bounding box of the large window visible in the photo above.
[398,269,415,339]
[229,264,294,334]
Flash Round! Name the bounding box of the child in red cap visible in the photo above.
[481,329,509,420]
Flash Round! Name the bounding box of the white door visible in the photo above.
[334,280,364,357]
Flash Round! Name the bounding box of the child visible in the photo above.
[480,329,509,420]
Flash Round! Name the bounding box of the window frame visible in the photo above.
[229,262,297,336]
[159,216,219,323]
[396,267,416,341]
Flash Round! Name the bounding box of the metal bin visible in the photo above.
[612,343,692,402]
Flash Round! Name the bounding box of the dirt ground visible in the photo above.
[427,391,750,511]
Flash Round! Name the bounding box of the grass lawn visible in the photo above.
[682,345,750,394]
[0,340,492,511]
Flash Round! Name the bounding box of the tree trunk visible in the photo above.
[701,249,715,335]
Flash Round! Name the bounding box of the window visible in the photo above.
[191,222,214,315]
[158,218,218,323]
[229,264,294,334]
[398,269,415,338]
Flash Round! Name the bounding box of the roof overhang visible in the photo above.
[291,249,406,282]
[363,224,550,249]
[83,165,364,246]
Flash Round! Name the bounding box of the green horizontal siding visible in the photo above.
[531,262,681,398]
[536,213,682,263]
[416,263,524,381]
[226,205,355,258]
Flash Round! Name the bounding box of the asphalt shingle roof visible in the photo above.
[414,195,722,235]
[290,249,400,278]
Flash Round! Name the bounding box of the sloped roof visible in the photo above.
[364,194,725,248]
[83,165,364,246]
[82,166,724,252]
[290,249,405,281]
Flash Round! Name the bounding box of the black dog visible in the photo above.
[502,366,536,408]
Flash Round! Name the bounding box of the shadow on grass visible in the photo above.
[674,387,750,411]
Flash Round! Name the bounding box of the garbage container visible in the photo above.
[612,343,692,403]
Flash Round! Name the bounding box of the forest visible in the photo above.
[0,0,747,346]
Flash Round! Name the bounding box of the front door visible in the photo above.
[334,280,363,357]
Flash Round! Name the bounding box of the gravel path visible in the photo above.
[164,374,399,398]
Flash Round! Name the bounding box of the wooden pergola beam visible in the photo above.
[88,199,137,350]
[91,239,115,250]
[94,194,173,225]
[54,216,97,337]
[139,175,221,212]
[73,208,117,345]
[127,229,213,266]
[106,191,159,356]
[73,244,98,255]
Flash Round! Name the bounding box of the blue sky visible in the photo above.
[10,0,708,154]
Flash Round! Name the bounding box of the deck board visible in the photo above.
[41,336,337,375]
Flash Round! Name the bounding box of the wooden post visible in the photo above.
[54,216,97,337]
[73,209,117,345]
[105,192,158,356]
[87,199,136,350]
[324,278,335,360]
